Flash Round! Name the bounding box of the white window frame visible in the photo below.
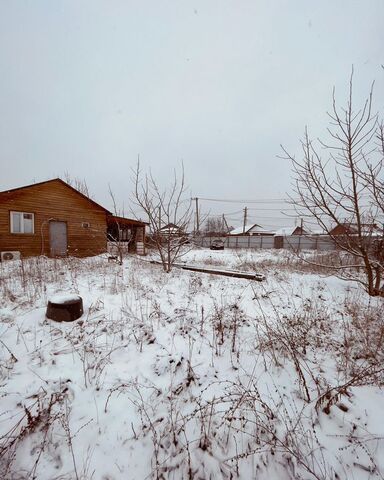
[10,211,35,234]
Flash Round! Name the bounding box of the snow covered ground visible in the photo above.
[1,249,383,480]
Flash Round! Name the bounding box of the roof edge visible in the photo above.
[0,178,112,214]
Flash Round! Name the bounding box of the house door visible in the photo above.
[49,221,68,257]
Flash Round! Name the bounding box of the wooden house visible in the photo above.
[291,226,308,236]
[329,223,356,236]
[329,223,381,236]
[107,215,147,255]
[0,178,147,258]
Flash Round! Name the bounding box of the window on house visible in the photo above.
[10,211,34,234]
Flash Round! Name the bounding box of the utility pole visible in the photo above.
[158,206,161,230]
[243,207,248,234]
[192,197,199,234]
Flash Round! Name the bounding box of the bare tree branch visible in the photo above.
[131,160,193,272]
[282,75,384,296]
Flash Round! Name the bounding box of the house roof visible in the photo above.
[310,228,327,235]
[274,226,309,236]
[230,224,260,235]
[160,223,180,230]
[229,223,275,235]
[0,178,112,214]
[157,223,185,235]
[329,223,383,236]
[274,227,293,236]
[107,215,148,227]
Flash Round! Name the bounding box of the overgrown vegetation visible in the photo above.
[0,251,383,479]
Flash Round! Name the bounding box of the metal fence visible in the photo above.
[192,235,336,251]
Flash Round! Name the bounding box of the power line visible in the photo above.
[197,197,291,204]
[247,216,295,220]
[203,210,248,218]
[246,207,296,212]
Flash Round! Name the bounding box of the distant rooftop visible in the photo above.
[229,223,275,235]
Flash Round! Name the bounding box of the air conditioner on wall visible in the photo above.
[1,251,21,261]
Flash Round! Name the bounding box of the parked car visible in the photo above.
[210,239,225,250]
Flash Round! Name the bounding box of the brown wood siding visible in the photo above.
[0,180,107,258]
[329,225,351,236]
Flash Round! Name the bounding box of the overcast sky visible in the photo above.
[0,1,383,227]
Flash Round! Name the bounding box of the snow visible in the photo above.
[230,224,275,235]
[274,226,295,236]
[48,293,82,304]
[0,250,383,479]
[229,223,259,235]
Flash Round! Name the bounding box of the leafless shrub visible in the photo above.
[0,339,18,381]
[111,370,338,480]
[334,298,384,382]
[0,385,69,478]
[315,362,384,415]
[132,160,194,272]
[209,300,247,360]
[0,255,123,307]
[234,249,362,276]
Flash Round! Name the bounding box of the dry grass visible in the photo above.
[1,253,383,479]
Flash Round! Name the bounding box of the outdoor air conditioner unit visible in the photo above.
[1,251,21,261]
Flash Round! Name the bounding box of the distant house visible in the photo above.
[158,223,184,236]
[274,226,309,236]
[329,223,381,236]
[0,178,146,258]
[229,223,275,236]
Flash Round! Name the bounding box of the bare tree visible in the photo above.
[107,185,133,265]
[282,73,384,296]
[204,216,228,236]
[132,161,193,272]
[62,172,92,199]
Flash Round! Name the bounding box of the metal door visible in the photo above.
[274,235,284,249]
[49,221,68,256]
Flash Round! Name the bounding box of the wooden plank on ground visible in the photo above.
[149,260,265,281]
